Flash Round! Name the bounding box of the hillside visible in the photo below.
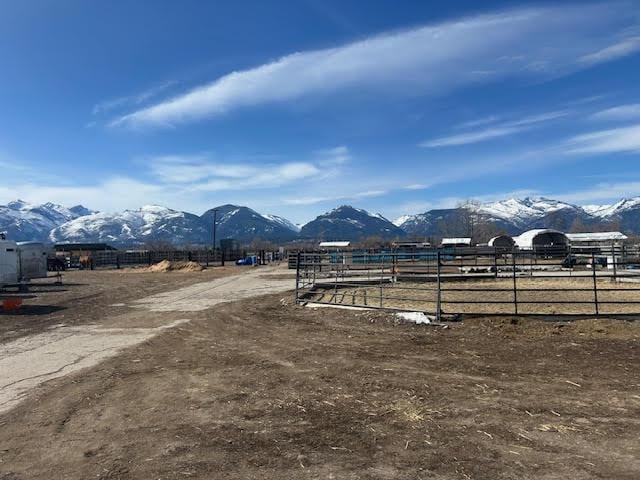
[300,205,405,240]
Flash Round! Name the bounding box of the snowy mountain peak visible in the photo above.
[301,204,405,240]
[7,199,31,210]
[262,214,301,232]
[393,214,413,227]
[477,197,580,225]
[1,199,95,242]
[587,196,640,218]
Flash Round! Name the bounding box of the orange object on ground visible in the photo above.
[2,298,22,311]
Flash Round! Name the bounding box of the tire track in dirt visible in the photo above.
[0,266,295,413]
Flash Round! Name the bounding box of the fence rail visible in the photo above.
[57,249,244,269]
[295,247,640,318]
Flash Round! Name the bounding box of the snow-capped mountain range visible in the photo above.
[0,200,94,242]
[396,196,640,237]
[300,205,404,240]
[2,196,640,245]
[49,205,209,245]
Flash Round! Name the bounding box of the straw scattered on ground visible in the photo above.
[146,260,205,273]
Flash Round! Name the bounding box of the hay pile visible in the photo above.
[147,260,204,273]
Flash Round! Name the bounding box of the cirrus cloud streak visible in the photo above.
[112,4,640,129]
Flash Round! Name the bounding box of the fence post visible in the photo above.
[512,250,518,315]
[392,252,397,283]
[379,254,384,308]
[493,250,498,278]
[294,251,301,304]
[334,253,339,304]
[436,250,442,322]
[592,252,599,316]
[612,242,617,282]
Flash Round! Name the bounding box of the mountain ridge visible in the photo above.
[3,196,640,245]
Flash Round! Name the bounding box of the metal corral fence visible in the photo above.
[295,246,640,318]
[84,249,242,269]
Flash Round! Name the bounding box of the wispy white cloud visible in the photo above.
[578,36,640,65]
[315,146,351,166]
[552,181,640,204]
[112,4,639,129]
[147,154,322,191]
[0,177,169,213]
[403,184,429,190]
[93,81,177,115]
[590,103,640,121]
[421,110,568,147]
[145,146,351,192]
[565,123,640,154]
[282,189,387,206]
[421,125,525,147]
[455,116,501,129]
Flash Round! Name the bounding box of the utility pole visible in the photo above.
[212,208,218,261]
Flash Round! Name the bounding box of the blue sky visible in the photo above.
[1,0,640,223]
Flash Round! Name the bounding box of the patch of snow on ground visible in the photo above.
[396,311,434,324]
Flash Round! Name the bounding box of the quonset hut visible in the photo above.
[514,229,569,256]
[487,235,515,249]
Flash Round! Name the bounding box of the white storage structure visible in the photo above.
[0,239,19,285]
[17,241,48,281]
[565,231,628,245]
[487,235,515,249]
[513,229,570,255]
[441,237,472,247]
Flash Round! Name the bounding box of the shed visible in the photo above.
[488,235,515,249]
[441,237,472,247]
[319,241,350,249]
[565,232,628,244]
[392,241,431,250]
[514,229,569,253]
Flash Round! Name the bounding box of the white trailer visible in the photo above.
[0,240,19,286]
[17,241,48,281]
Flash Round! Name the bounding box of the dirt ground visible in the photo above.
[0,268,639,479]
[0,266,238,344]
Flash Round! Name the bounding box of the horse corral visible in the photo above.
[296,245,640,317]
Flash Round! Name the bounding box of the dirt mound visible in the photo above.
[563,318,640,339]
[147,260,204,273]
[465,316,640,340]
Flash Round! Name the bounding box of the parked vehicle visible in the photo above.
[16,242,48,280]
[0,239,19,286]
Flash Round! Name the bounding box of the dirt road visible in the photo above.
[0,265,295,414]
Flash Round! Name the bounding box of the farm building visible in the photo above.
[514,229,569,254]
[487,235,515,249]
[319,241,350,250]
[565,231,628,246]
[441,237,472,247]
